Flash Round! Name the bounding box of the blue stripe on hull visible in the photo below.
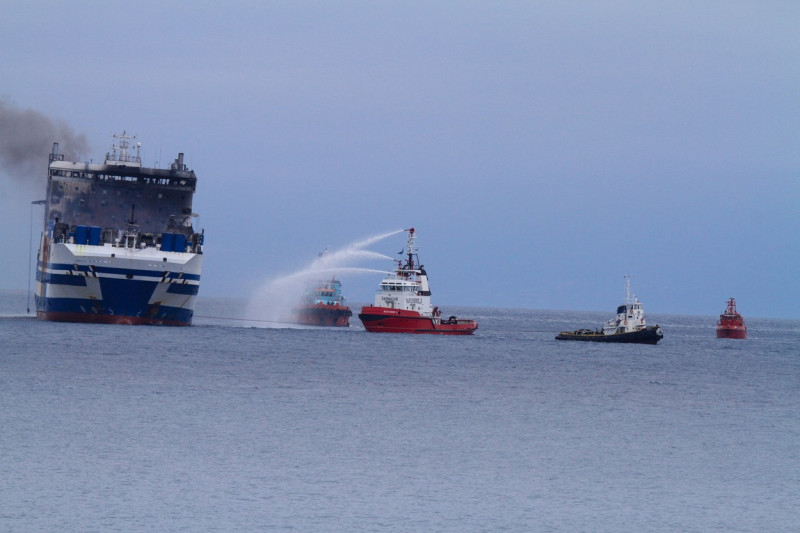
[38,272,88,286]
[166,283,200,295]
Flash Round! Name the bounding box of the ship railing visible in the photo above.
[105,152,142,165]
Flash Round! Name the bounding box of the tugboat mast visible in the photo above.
[405,227,416,270]
[624,274,632,305]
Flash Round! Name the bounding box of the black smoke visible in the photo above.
[0,99,90,185]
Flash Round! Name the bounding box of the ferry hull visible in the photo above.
[556,326,663,344]
[36,242,201,327]
[358,306,477,335]
[36,310,192,326]
[293,304,352,327]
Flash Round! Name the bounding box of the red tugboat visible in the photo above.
[358,228,477,334]
[716,298,747,339]
[292,277,352,327]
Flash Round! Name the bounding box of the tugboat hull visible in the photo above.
[359,306,477,335]
[556,326,664,344]
[293,304,352,327]
[716,325,746,339]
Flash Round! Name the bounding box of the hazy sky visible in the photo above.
[1,1,798,318]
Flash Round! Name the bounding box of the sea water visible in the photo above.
[1,290,798,531]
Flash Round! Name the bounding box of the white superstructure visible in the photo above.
[372,228,437,316]
[602,275,648,335]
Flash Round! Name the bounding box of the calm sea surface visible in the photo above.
[2,290,798,531]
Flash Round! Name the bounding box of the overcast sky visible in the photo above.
[1,1,798,318]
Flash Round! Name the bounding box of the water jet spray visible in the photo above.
[244,230,404,327]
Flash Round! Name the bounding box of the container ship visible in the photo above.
[556,275,663,344]
[292,277,352,327]
[716,297,747,339]
[358,228,477,334]
[35,132,204,326]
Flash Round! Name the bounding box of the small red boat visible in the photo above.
[716,297,747,339]
[358,228,477,335]
[292,277,352,327]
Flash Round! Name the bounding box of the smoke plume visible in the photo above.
[0,99,89,185]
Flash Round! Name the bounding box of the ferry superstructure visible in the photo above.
[35,132,204,325]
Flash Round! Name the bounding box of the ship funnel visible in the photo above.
[49,142,64,163]
[171,153,185,170]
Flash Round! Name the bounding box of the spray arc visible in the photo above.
[245,230,403,327]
